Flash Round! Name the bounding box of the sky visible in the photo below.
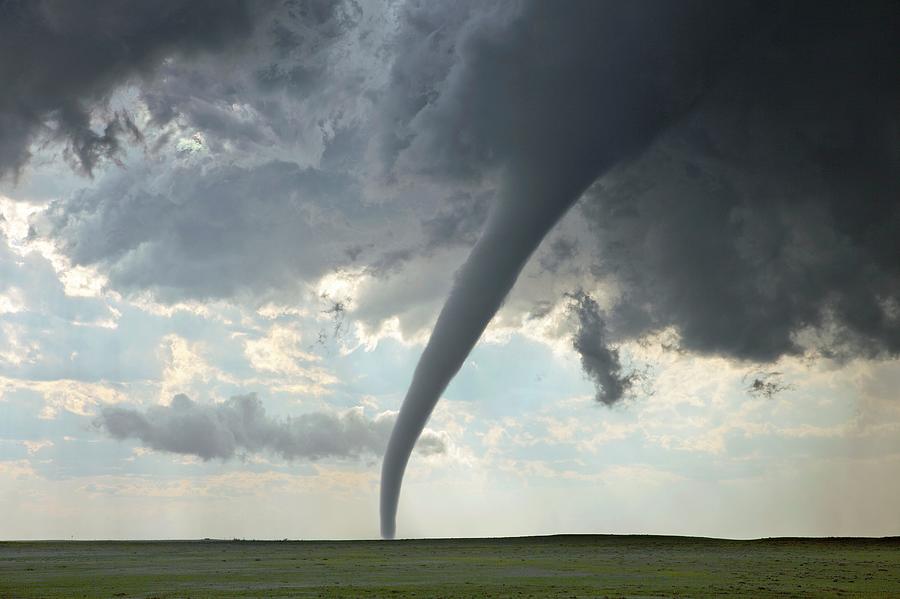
[0,0,898,540]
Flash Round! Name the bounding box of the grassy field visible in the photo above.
[1,535,898,598]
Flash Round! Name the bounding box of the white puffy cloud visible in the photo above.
[96,393,447,461]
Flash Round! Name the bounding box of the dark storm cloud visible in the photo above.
[0,0,268,178]
[581,1,900,363]
[96,393,446,461]
[568,292,635,406]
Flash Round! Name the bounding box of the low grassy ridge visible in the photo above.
[1,535,898,598]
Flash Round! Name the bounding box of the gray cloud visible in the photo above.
[96,393,446,461]
[539,238,579,275]
[20,1,437,306]
[579,1,899,364]
[373,0,477,180]
[384,1,766,184]
[0,0,266,179]
[36,159,396,301]
[568,292,635,406]
[421,190,491,251]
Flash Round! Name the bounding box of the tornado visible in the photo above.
[380,166,596,538]
[379,0,769,539]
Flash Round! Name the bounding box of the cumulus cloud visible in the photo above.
[0,0,266,178]
[95,393,446,461]
[36,160,400,301]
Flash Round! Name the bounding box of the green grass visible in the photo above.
[2,535,898,598]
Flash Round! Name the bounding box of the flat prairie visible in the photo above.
[1,535,898,598]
